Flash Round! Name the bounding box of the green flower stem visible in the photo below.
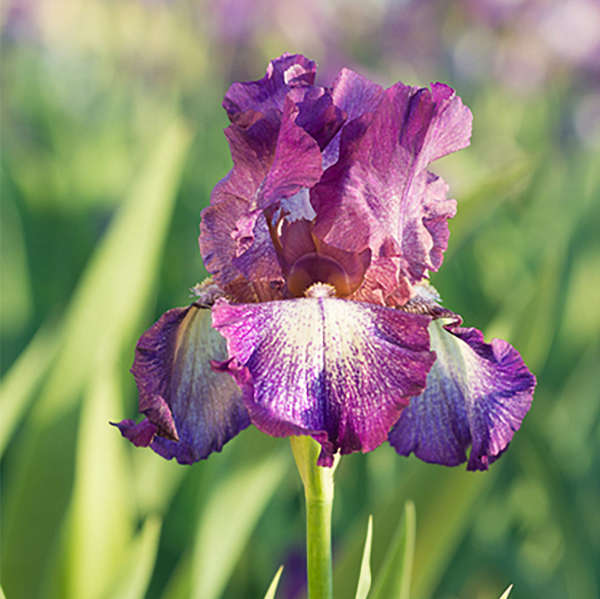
[290,436,340,599]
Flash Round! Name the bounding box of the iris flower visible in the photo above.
[114,54,535,470]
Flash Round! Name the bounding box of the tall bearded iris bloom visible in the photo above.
[114,54,535,470]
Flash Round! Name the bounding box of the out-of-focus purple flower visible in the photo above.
[114,54,535,469]
[2,0,39,40]
[279,546,306,599]
[206,0,598,100]
[455,0,600,91]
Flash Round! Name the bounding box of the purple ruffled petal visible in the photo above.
[198,114,286,300]
[115,304,250,464]
[199,192,284,302]
[223,53,316,122]
[223,111,281,191]
[291,85,346,151]
[331,67,385,122]
[389,318,536,470]
[257,94,324,211]
[350,256,412,306]
[200,89,333,299]
[323,67,384,168]
[212,297,435,466]
[312,82,472,302]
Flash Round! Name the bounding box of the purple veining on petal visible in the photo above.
[331,68,385,122]
[389,317,536,470]
[223,53,316,122]
[212,297,435,466]
[119,304,249,464]
[311,82,472,303]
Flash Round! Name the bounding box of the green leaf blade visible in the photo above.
[263,565,284,599]
[0,322,59,457]
[191,452,288,599]
[370,500,416,599]
[106,516,163,599]
[2,118,191,599]
[49,365,134,599]
[354,515,374,599]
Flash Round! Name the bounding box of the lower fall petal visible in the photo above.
[389,318,536,470]
[121,303,249,464]
[212,297,435,466]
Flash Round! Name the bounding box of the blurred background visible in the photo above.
[1,0,599,598]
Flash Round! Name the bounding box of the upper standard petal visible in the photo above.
[223,53,317,122]
[198,110,320,298]
[212,297,435,466]
[323,67,384,168]
[311,82,472,301]
[200,190,285,302]
[200,85,337,299]
[389,317,536,470]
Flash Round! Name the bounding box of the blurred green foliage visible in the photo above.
[1,1,599,598]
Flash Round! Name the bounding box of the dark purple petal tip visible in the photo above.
[212,297,435,466]
[389,318,536,470]
[111,419,158,447]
